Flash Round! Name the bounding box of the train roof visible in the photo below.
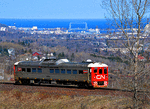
[14,58,108,68]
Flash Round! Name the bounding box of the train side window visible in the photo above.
[67,69,71,74]
[22,68,26,72]
[50,69,54,73]
[61,69,65,74]
[79,70,83,74]
[104,68,107,74]
[38,68,42,73]
[99,69,102,74]
[94,68,97,73]
[55,69,59,73]
[27,68,31,72]
[32,68,36,72]
[73,70,77,74]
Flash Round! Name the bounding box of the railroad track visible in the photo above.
[0,81,134,98]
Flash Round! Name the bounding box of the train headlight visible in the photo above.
[104,81,107,86]
[93,81,97,85]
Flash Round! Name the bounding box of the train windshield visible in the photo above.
[99,69,102,74]
[94,68,97,73]
[104,67,107,74]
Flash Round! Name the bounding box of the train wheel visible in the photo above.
[21,80,30,85]
[84,83,89,88]
[14,81,20,85]
[88,86,93,89]
[78,83,86,88]
[38,82,41,86]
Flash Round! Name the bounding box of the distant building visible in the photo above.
[8,48,15,56]
[32,26,38,30]
[32,52,43,60]
[0,27,6,31]
[8,26,17,30]
[138,55,146,61]
[32,52,42,56]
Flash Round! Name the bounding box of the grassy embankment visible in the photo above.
[1,89,149,109]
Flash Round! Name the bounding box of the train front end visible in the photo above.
[88,63,108,88]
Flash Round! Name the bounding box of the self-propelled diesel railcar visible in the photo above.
[14,57,108,88]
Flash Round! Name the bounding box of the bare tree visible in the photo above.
[101,0,150,108]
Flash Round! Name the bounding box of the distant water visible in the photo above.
[0,19,148,30]
[0,19,111,29]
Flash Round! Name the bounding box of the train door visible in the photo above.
[88,68,91,82]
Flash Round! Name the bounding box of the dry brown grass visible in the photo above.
[0,89,149,109]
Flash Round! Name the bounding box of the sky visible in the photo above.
[0,0,107,19]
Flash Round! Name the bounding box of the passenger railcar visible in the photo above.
[14,57,108,88]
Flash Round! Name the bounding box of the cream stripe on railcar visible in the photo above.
[87,63,108,67]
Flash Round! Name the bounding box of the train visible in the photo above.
[14,56,108,88]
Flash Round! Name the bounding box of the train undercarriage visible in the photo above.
[15,78,93,88]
